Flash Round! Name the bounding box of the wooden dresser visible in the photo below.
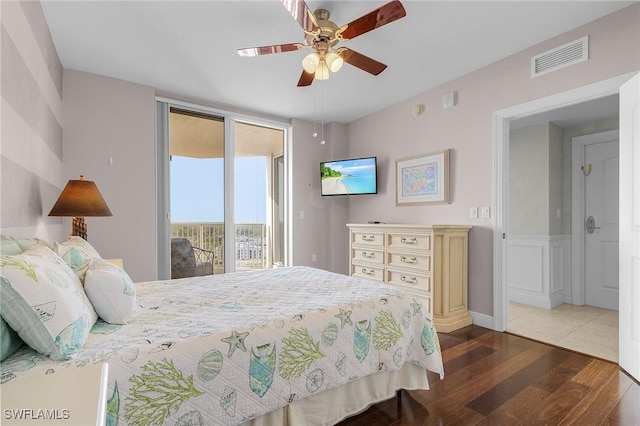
[347,223,472,333]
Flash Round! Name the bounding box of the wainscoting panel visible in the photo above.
[507,235,571,309]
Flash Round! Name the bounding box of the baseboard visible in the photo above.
[469,310,495,330]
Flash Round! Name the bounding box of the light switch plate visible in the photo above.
[481,206,491,218]
[470,207,479,218]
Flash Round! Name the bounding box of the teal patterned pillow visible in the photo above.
[0,235,22,255]
[0,234,54,255]
[0,246,98,360]
[0,315,23,361]
[55,236,102,284]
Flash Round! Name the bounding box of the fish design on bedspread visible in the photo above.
[249,343,276,397]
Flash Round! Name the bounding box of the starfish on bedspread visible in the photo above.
[410,299,423,316]
[221,330,249,357]
[335,308,353,329]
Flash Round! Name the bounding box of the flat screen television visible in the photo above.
[320,156,377,196]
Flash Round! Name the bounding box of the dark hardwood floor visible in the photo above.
[337,325,640,425]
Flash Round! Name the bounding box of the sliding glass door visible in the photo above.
[156,100,289,278]
[169,108,225,274]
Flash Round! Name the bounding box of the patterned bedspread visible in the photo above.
[1,266,443,425]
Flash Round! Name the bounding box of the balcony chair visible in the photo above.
[170,238,215,279]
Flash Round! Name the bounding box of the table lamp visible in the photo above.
[48,175,112,240]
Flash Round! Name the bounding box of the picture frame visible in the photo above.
[396,149,450,206]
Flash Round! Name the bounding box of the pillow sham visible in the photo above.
[55,236,102,283]
[84,258,137,324]
[0,315,23,361]
[0,245,98,360]
[0,235,22,255]
[1,234,55,255]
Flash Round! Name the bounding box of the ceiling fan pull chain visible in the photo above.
[320,81,326,145]
[312,83,318,137]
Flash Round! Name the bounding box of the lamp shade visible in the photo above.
[325,52,344,72]
[48,176,112,217]
[302,53,320,73]
[314,61,330,80]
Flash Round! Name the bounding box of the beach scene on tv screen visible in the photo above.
[321,158,376,195]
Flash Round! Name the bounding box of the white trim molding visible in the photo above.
[469,310,495,330]
[507,235,571,309]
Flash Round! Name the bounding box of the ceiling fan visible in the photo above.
[237,0,407,87]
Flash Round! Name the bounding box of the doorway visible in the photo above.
[492,73,636,361]
[506,121,619,361]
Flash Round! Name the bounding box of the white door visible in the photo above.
[619,73,639,382]
[584,137,619,310]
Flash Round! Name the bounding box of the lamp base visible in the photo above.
[71,216,87,240]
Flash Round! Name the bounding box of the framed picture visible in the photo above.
[396,149,450,206]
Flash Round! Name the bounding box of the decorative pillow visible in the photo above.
[55,236,102,283]
[84,258,136,324]
[0,235,22,255]
[0,315,23,361]
[1,234,55,255]
[0,245,98,360]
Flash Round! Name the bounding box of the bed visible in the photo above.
[1,244,443,426]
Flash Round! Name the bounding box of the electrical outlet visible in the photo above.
[470,207,479,218]
[312,254,317,262]
[481,206,491,218]
[299,210,305,219]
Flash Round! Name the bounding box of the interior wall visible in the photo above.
[548,123,564,236]
[345,4,640,318]
[62,70,156,282]
[509,123,552,236]
[0,1,65,243]
[291,120,349,274]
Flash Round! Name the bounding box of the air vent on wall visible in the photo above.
[531,36,588,78]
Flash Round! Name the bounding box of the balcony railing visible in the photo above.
[171,222,266,269]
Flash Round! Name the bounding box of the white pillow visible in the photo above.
[0,246,98,360]
[55,236,102,283]
[84,258,136,324]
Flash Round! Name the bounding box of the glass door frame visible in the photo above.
[155,97,292,278]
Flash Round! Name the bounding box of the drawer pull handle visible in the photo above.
[361,252,375,259]
[400,237,418,245]
[401,256,417,264]
[362,235,375,242]
[401,275,417,284]
[362,268,375,276]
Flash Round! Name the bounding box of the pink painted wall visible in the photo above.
[343,4,640,317]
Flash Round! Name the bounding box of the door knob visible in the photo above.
[586,216,600,234]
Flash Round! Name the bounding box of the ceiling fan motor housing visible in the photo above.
[305,9,340,49]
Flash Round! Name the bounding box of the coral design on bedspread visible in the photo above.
[1,266,444,425]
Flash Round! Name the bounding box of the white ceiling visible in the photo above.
[41,1,634,124]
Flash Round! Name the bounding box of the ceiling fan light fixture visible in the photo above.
[315,61,330,80]
[325,52,343,72]
[302,52,320,73]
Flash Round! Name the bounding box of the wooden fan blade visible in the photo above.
[237,43,305,57]
[337,48,387,75]
[339,0,406,41]
[297,70,314,87]
[280,0,317,32]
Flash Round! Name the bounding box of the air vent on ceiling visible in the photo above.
[531,36,588,78]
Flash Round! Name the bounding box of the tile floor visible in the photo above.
[508,302,619,362]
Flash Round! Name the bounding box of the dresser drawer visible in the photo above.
[386,268,432,293]
[351,230,385,247]
[352,247,385,265]
[351,263,384,282]
[387,251,431,271]
[387,232,432,251]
